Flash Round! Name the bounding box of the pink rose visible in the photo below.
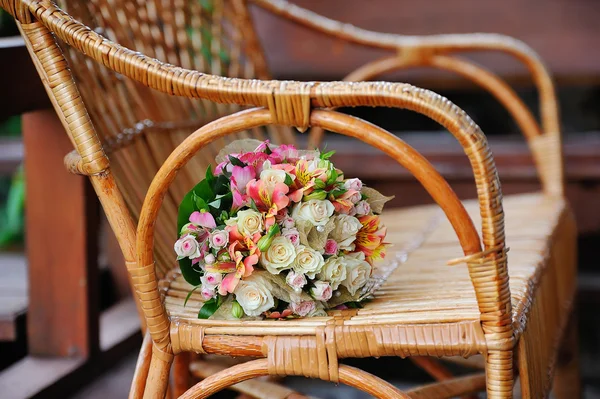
[290,301,316,317]
[279,216,295,229]
[348,190,362,204]
[344,178,363,192]
[354,200,371,216]
[209,230,229,249]
[204,254,216,265]
[324,239,338,255]
[310,281,333,301]
[174,234,201,259]
[285,270,307,292]
[282,227,300,247]
[202,272,223,288]
[200,286,216,300]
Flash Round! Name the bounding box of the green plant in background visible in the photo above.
[0,114,25,249]
[0,166,25,248]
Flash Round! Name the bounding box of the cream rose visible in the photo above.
[174,234,201,260]
[329,214,362,251]
[260,236,296,274]
[317,256,347,290]
[234,274,274,317]
[234,209,264,237]
[260,166,288,187]
[293,245,324,279]
[292,199,334,226]
[341,254,372,296]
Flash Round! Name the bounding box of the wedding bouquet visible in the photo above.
[174,139,392,319]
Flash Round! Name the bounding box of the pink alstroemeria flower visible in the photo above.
[215,241,259,294]
[189,211,216,229]
[246,179,290,218]
[331,189,359,214]
[231,166,255,193]
[269,144,299,163]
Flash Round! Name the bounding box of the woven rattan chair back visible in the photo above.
[55,0,295,276]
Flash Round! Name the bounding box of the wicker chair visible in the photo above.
[2,0,580,398]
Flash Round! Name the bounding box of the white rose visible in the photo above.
[234,274,275,317]
[260,236,296,274]
[341,255,372,296]
[235,209,264,237]
[293,245,324,279]
[317,256,347,290]
[174,234,201,260]
[354,200,371,216]
[310,281,333,301]
[329,214,362,251]
[285,270,307,292]
[344,178,363,192]
[260,167,288,188]
[291,199,334,226]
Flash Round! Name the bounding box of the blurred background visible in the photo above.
[0,0,599,397]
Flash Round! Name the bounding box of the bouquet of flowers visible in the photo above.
[174,139,392,319]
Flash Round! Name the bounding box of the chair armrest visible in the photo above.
[251,0,564,196]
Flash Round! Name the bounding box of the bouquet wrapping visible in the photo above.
[174,139,393,319]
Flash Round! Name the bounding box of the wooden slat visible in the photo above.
[0,253,27,341]
[99,298,140,352]
[251,0,600,85]
[22,110,100,358]
[0,138,23,176]
[0,356,85,399]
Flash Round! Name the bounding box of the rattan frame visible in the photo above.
[1,0,579,398]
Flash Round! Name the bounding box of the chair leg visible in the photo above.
[130,332,153,399]
[552,316,581,399]
[485,350,514,399]
[171,352,191,397]
[143,347,174,399]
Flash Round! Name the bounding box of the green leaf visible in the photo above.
[284,173,293,186]
[205,165,215,186]
[228,155,246,167]
[320,150,335,160]
[193,192,209,211]
[178,257,201,286]
[198,295,225,319]
[184,286,201,307]
[313,179,326,190]
[208,198,221,209]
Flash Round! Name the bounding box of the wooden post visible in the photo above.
[22,109,100,358]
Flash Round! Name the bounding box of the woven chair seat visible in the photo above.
[161,192,566,358]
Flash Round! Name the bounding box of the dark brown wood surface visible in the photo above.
[22,110,99,358]
[251,0,600,85]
